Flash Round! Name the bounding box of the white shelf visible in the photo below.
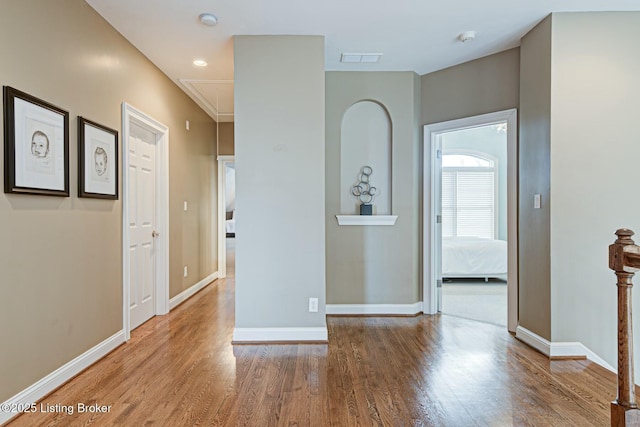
[335,215,398,226]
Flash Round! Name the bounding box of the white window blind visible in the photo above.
[442,168,495,239]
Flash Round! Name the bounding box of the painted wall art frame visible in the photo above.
[3,86,69,196]
[78,117,118,199]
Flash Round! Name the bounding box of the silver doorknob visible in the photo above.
[152,230,160,238]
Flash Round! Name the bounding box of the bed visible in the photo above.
[442,236,507,281]
[225,210,236,238]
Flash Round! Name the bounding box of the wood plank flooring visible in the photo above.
[5,277,618,426]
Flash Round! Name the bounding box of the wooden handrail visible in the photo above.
[609,228,640,426]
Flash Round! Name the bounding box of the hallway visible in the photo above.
[6,277,617,426]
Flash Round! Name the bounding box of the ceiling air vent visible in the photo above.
[340,53,383,63]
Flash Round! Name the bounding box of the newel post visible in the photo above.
[610,228,640,426]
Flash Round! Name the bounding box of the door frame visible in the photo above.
[217,155,235,278]
[121,102,170,340]
[422,109,518,332]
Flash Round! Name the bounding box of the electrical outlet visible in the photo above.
[183,266,188,278]
[184,201,188,211]
[308,297,318,313]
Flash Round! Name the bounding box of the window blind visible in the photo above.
[442,169,495,239]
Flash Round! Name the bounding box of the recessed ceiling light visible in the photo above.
[193,59,208,67]
[340,53,383,63]
[199,13,218,26]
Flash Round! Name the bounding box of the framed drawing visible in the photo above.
[78,117,118,199]
[3,86,69,196]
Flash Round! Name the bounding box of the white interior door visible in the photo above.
[433,138,443,312]
[128,134,157,330]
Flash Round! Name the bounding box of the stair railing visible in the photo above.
[609,228,640,426]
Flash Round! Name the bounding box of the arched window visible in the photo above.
[442,150,497,239]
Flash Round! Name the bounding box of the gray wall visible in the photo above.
[518,12,640,371]
[548,12,640,370]
[0,0,217,402]
[326,72,421,305]
[340,101,392,215]
[421,48,520,125]
[234,36,326,329]
[420,48,520,313]
[518,15,552,340]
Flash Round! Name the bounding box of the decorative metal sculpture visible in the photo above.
[351,166,377,215]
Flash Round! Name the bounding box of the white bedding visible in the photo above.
[442,237,507,278]
[225,210,236,234]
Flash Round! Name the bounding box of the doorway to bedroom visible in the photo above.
[440,128,507,326]
[224,161,236,277]
[423,109,518,331]
[218,155,235,278]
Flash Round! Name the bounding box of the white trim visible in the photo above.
[424,130,440,315]
[505,111,518,332]
[232,327,328,342]
[169,273,218,311]
[326,302,423,316]
[515,326,616,373]
[217,155,235,279]
[122,103,170,341]
[581,347,616,373]
[179,79,235,122]
[0,331,125,425]
[423,109,519,332]
[550,342,588,359]
[515,325,550,355]
[335,215,398,226]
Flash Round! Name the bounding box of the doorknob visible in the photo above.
[152,230,160,238]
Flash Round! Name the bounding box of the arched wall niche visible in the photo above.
[339,100,392,215]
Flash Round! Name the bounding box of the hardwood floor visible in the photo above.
[6,277,617,426]
[442,279,507,326]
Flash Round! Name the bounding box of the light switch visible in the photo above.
[186,120,190,131]
[184,201,188,211]
[534,194,541,209]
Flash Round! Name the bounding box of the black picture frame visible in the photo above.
[78,117,119,199]
[3,86,69,196]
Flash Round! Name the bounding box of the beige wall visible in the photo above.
[420,49,519,314]
[517,12,640,371]
[0,0,217,402]
[518,15,552,340]
[548,12,640,369]
[421,48,520,125]
[234,36,326,330]
[326,72,421,305]
[217,122,235,155]
[339,101,392,215]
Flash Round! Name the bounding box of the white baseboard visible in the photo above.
[581,347,616,373]
[326,302,423,316]
[515,326,551,356]
[0,330,125,425]
[232,327,328,343]
[169,272,218,311]
[515,326,616,373]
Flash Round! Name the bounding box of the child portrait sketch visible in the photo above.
[78,117,118,199]
[25,118,55,175]
[91,140,110,182]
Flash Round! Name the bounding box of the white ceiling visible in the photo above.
[86,1,640,123]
